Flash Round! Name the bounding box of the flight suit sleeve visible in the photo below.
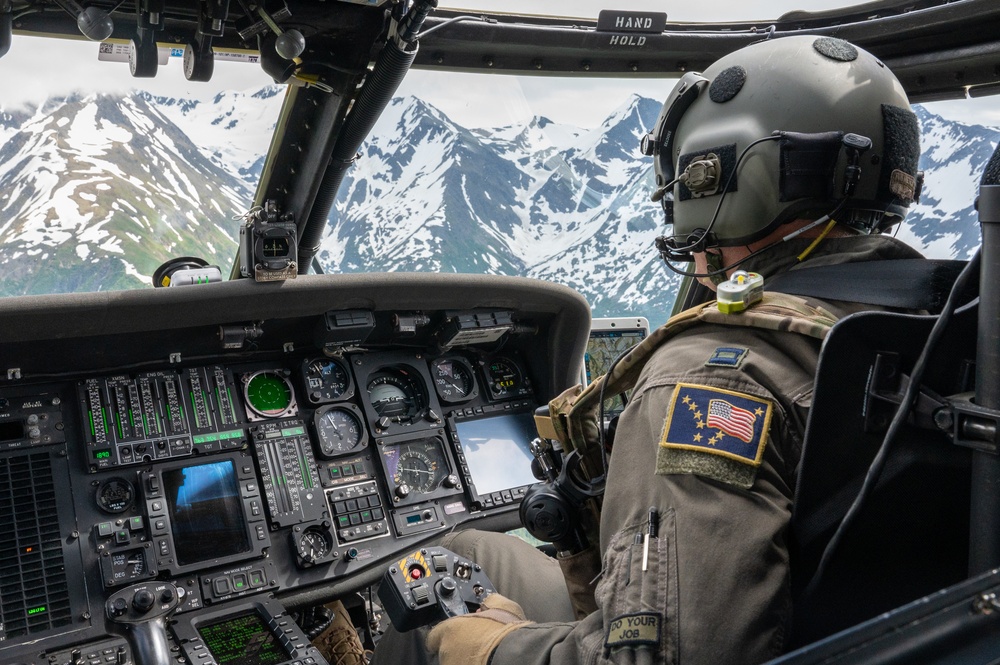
[490,330,806,665]
[488,512,682,665]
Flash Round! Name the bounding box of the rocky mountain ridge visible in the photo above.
[0,87,996,326]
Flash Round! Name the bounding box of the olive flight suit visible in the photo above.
[373,234,923,665]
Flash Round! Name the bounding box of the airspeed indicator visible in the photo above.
[429,357,477,403]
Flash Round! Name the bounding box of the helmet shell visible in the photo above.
[667,35,919,247]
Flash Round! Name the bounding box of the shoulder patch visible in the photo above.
[605,612,661,650]
[705,346,748,368]
[656,383,773,489]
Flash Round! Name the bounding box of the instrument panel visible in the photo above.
[0,274,589,665]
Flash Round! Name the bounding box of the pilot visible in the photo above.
[367,35,925,665]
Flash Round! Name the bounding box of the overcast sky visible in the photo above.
[1,1,999,130]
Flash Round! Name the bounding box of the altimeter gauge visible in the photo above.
[303,357,353,404]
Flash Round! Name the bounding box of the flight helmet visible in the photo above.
[640,35,922,262]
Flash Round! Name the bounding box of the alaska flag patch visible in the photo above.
[657,383,773,488]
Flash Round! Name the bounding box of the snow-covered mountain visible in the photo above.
[0,92,253,295]
[0,87,997,326]
[320,94,1000,325]
[903,105,999,260]
[319,93,680,322]
[142,85,284,182]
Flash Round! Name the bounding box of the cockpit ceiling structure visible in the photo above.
[6,0,1000,101]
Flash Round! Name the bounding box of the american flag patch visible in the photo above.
[660,383,773,466]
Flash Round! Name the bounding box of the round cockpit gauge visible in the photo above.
[97,477,135,513]
[313,404,367,459]
[485,357,523,399]
[303,357,352,404]
[381,438,450,496]
[430,357,477,403]
[244,370,296,418]
[294,526,334,566]
[366,366,426,425]
[109,548,148,582]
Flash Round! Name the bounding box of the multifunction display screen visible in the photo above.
[197,611,287,665]
[455,413,537,496]
[163,459,250,566]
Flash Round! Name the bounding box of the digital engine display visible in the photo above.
[198,611,288,665]
[163,459,250,567]
[455,413,537,496]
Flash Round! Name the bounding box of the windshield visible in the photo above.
[0,10,996,328]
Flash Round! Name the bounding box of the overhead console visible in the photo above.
[0,273,589,665]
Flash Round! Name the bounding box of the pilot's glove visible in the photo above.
[426,593,532,665]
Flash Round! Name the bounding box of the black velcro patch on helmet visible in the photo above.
[880,104,921,205]
[677,144,737,201]
[813,37,858,62]
[779,131,843,202]
[709,66,746,103]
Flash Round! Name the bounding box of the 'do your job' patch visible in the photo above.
[605,612,661,650]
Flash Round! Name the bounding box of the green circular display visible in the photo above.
[245,371,294,417]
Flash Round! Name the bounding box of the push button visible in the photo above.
[249,569,267,588]
[213,578,231,596]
